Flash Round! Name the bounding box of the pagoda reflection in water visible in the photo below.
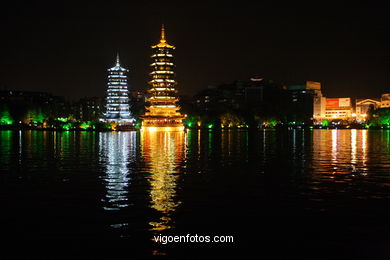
[140,130,186,231]
[99,132,136,211]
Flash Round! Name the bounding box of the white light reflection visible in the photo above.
[292,129,297,160]
[361,130,368,174]
[99,132,136,211]
[331,129,338,174]
[18,130,22,165]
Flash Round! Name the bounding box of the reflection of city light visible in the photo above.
[99,132,136,211]
[351,129,357,165]
[141,130,185,231]
[311,129,379,181]
[331,129,338,166]
[147,126,157,132]
[142,126,184,132]
[362,130,367,174]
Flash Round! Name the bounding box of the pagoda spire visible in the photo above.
[160,24,166,43]
[116,53,120,67]
[152,24,175,49]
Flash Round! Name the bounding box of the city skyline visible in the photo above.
[1,2,390,257]
[1,1,389,100]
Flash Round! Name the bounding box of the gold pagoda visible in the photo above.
[140,25,185,131]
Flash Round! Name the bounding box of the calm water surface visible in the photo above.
[0,129,390,257]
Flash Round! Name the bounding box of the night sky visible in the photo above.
[1,1,389,100]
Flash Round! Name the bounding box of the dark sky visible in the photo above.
[1,1,389,100]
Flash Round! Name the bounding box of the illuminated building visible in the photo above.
[306,81,326,121]
[355,98,381,122]
[140,25,185,131]
[381,93,390,108]
[287,81,325,124]
[101,54,134,124]
[324,97,353,120]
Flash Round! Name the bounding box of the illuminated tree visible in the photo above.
[322,119,329,127]
[378,108,390,125]
[183,115,197,128]
[0,105,13,125]
[24,107,46,124]
[220,112,244,128]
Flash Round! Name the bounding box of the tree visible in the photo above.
[220,112,244,128]
[0,105,13,125]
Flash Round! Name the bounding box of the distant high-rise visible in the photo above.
[140,25,185,130]
[101,54,134,124]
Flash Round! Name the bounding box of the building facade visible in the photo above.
[74,97,105,121]
[324,97,353,120]
[306,81,326,121]
[355,98,381,122]
[381,93,390,108]
[287,81,325,124]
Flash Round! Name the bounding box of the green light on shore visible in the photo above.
[80,121,92,129]
[0,118,13,125]
[56,117,68,122]
[62,123,73,130]
[0,105,13,125]
[207,124,213,129]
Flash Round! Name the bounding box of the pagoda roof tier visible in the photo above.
[146,103,180,107]
[149,102,180,106]
[151,62,174,66]
[149,79,176,84]
[148,91,177,94]
[148,87,177,92]
[140,115,185,120]
[149,96,177,100]
[150,71,174,75]
[108,53,129,72]
[151,24,176,49]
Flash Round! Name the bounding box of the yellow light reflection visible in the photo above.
[311,129,377,181]
[351,129,357,166]
[141,126,184,132]
[141,130,185,231]
[331,129,338,164]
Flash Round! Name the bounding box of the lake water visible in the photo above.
[0,129,390,258]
